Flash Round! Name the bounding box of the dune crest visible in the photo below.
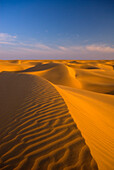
[55,85,114,170]
[0,72,97,170]
[0,60,114,170]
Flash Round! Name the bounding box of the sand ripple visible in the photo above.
[0,72,98,170]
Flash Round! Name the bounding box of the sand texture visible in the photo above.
[0,60,114,170]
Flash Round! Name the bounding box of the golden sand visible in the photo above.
[0,60,114,170]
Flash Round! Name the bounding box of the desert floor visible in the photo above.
[0,60,114,170]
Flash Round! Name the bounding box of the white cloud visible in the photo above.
[34,43,51,50]
[0,33,114,59]
[0,34,51,50]
[17,42,50,50]
[59,44,114,53]
[86,44,114,53]
[0,41,16,45]
[0,33,17,42]
[58,46,67,51]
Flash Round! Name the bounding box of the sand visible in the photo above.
[0,60,114,170]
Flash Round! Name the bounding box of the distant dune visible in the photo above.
[0,60,114,170]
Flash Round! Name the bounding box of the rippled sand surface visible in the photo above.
[0,60,114,170]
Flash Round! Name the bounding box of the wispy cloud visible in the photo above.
[0,41,17,46]
[58,46,67,51]
[0,33,17,42]
[0,33,114,60]
[86,44,114,53]
[59,46,84,51]
[34,43,51,50]
[0,33,51,51]
[17,42,51,50]
[59,44,114,53]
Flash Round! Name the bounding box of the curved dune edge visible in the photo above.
[21,63,82,89]
[54,85,114,170]
[18,61,114,95]
[0,72,98,170]
[0,60,114,170]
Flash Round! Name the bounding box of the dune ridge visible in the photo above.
[0,72,97,170]
[0,60,114,170]
[55,85,114,170]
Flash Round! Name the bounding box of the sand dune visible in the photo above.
[0,60,35,72]
[22,63,81,88]
[56,85,114,170]
[0,71,97,170]
[0,60,114,170]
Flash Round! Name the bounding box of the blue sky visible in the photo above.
[0,0,114,59]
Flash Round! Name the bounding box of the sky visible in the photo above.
[0,0,114,60]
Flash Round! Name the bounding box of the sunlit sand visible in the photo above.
[0,60,114,170]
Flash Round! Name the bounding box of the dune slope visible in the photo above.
[55,85,114,170]
[0,60,114,170]
[0,72,97,170]
[21,63,81,88]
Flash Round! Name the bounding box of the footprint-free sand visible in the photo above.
[0,60,114,170]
